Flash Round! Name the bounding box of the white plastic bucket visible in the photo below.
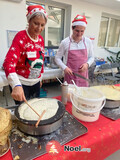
[67,84,75,102]
[72,105,101,122]
[70,87,106,122]
[71,87,106,112]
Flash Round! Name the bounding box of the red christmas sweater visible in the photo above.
[3,30,45,88]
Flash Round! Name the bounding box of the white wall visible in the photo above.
[0,0,26,67]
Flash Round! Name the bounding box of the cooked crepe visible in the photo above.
[76,87,103,99]
[0,120,12,146]
[0,107,11,132]
[18,98,59,121]
[91,85,120,100]
[0,107,12,146]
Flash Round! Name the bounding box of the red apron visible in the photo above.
[64,37,88,87]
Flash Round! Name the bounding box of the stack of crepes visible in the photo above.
[0,107,12,146]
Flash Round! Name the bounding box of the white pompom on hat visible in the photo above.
[72,15,87,27]
[26,5,48,21]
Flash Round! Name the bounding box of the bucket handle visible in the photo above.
[101,99,106,109]
[70,92,106,113]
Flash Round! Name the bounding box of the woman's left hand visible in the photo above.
[78,63,89,72]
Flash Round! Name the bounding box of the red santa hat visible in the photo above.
[26,5,48,21]
[72,15,87,27]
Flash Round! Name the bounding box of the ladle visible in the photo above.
[56,77,63,85]
[71,80,82,97]
[71,80,79,91]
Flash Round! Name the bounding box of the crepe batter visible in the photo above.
[18,98,59,120]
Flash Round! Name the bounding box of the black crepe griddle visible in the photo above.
[15,99,65,126]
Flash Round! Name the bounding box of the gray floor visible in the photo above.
[42,82,61,98]
[0,86,15,107]
[0,82,120,159]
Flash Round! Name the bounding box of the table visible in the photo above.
[1,96,120,160]
[0,68,63,91]
[0,69,8,91]
[0,68,63,106]
[94,66,118,75]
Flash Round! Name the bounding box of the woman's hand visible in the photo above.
[64,67,73,75]
[78,63,89,72]
[11,86,26,101]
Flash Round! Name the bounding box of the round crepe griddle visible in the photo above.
[15,99,65,126]
[104,99,120,109]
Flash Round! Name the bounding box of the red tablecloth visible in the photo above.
[1,96,120,160]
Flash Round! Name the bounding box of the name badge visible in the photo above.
[27,51,37,58]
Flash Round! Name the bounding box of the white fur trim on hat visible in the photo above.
[72,21,87,27]
[27,8,48,21]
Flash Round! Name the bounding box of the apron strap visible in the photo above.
[83,37,87,49]
[68,37,71,51]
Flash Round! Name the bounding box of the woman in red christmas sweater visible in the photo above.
[3,5,48,104]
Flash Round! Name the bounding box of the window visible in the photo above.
[107,18,120,47]
[26,1,65,47]
[98,17,109,47]
[98,15,120,48]
[48,6,64,46]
